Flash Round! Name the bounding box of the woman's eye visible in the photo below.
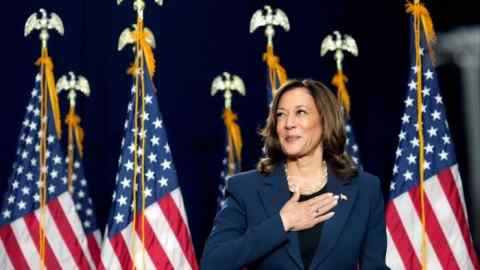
[296,110,307,115]
[276,112,285,119]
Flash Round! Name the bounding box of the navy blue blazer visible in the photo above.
[201,164,390,270]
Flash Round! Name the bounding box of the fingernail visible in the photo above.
[333,195,339,200]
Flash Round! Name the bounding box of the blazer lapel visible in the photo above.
[258,164,304,270]
[309,172,358,269]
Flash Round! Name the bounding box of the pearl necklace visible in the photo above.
[285,161,328,195]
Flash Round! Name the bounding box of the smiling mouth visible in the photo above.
[285,135,300,142]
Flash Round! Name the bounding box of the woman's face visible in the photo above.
[275,87,323,159]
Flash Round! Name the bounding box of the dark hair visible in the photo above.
[257,79,358,180]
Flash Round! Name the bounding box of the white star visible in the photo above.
[401,114,410,124]
[47,135,55,144]
[424,160,431,170]
[407,154,417,164]
[390,182,396,191]
[423,87,431,97]
[419,47,424,55]
[158,177,168,187]
[148,152,157,163]
[128,143,136,154]
[435,94,443,104]
[164,144,171,153]
[395,147,403,158]
[410,137,419,148]
[50,170,58,179]
[7,195,15,204]
[442,135,451,145]
[439,150,449,160]
[29,122,37,131]
[83,221,91,228]
[121,178,130,188]
[144,187,152,197]
[411,65,419,74]
[425,144,434,154]
[117,195,128,206]
[431,110,441,120]
[151,136,160,146]
[86,208,93,216]
[114,213,124,224]
[25,136,33,145]
[141,112,149,121]
[398,131,406,141]
[404,97,414,107]
[424,69,434,80]
[153,118,163,129]
[48,185,56,194]
[427,127,438,137]
[393,164,398,174]
[78,190,85,198]
[16,166,24,174]
[127,102,133,112]
[12,181,19,189]
[31,158,37,166]
[21,151,28,159]
[2,210,11,218]
[124,160,134,171]
[408,80,417,90]
[18,200,26,210]
[33,193,40,202]
[21,186,30,195]
[403,170,413,181]
[146,170,155,180]
[161,159,172,170]
[74,161,80,169]
[53,155,62,164]
[139,129,147,139]
[145,95,153,104]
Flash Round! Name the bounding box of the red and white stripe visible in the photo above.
[0,192,98,269]
[100,188,198,270]
[386,165,479,270]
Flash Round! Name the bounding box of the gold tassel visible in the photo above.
[127,20,156,78]
[66,107,84,157]
[223,108,242,163]
[263,45,288,94]
[406,1,437,60]
[331,71,351,115]
[35,48,62,138]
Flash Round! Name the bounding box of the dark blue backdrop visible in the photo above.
[1,0,478,257]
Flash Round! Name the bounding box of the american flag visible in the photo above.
[0,74,97,269]
[68,147,102,267]
[385,17,479,269]
[99,63,198,269]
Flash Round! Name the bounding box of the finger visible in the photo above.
[313,211,335,224]
[290,186,301,202]
[302,193,336,206]
[311,198,338,216]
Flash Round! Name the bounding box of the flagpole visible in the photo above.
[24,9,64,269]
[406,1,437,268]
[117,1,161,268]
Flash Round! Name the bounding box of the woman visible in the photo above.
[201,79,389,270]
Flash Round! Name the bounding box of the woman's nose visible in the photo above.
[285,114,296,129]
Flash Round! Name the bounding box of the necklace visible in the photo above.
[285,161,328,195]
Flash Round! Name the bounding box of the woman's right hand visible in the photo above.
[279,189,338,231]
